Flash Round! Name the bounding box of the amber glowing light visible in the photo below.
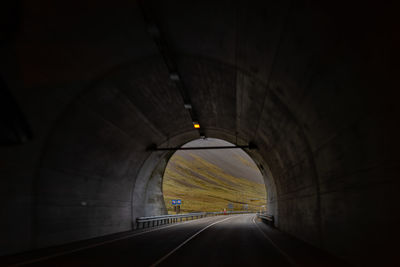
[193,123,200,129]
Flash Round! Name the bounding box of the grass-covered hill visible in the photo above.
[163,138,267,213]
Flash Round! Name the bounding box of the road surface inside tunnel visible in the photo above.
[5,214,346,267]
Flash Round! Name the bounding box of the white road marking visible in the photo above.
[150,216,236,267]
[252,216,298,267]
[12,216,222,266]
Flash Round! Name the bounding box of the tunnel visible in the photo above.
[1,0,399,266]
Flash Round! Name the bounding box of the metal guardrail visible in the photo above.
[256,212,274,226]
[136,211,251,229]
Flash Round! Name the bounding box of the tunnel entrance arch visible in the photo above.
[131,132,279,228]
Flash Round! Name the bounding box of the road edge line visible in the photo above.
[150,216,235,267]
[252,216,298,267]
[11,216,220,266]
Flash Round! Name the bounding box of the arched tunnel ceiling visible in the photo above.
[1,0,399,265]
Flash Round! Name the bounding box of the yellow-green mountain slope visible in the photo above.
[163,138,267,213]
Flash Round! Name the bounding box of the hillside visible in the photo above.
[163,138,267,213]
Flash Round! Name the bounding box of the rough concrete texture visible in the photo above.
[0,1,399,266]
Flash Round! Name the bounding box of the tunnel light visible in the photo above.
[169,73,180,81]
[193,122,200,129]
[184,103,192,109]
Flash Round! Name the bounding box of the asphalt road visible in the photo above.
[4,214,347,267]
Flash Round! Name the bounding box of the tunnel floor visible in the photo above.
[2,214,348,267]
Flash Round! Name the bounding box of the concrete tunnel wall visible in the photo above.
[0,0,399,266]
[35,59,282,249]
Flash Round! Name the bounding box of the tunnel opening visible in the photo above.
[162,138,267,214]
[131,131,279,231]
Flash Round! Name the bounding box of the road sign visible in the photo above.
[172,199,176,205]
[176,199,181,205]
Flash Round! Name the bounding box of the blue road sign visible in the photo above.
[176,199,181,205]
[172,199,176,205]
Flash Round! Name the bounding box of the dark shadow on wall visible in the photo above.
[0,77,33,145]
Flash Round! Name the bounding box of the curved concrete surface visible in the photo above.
[0,1,399,266]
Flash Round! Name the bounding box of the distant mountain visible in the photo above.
[163,138,267,213]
